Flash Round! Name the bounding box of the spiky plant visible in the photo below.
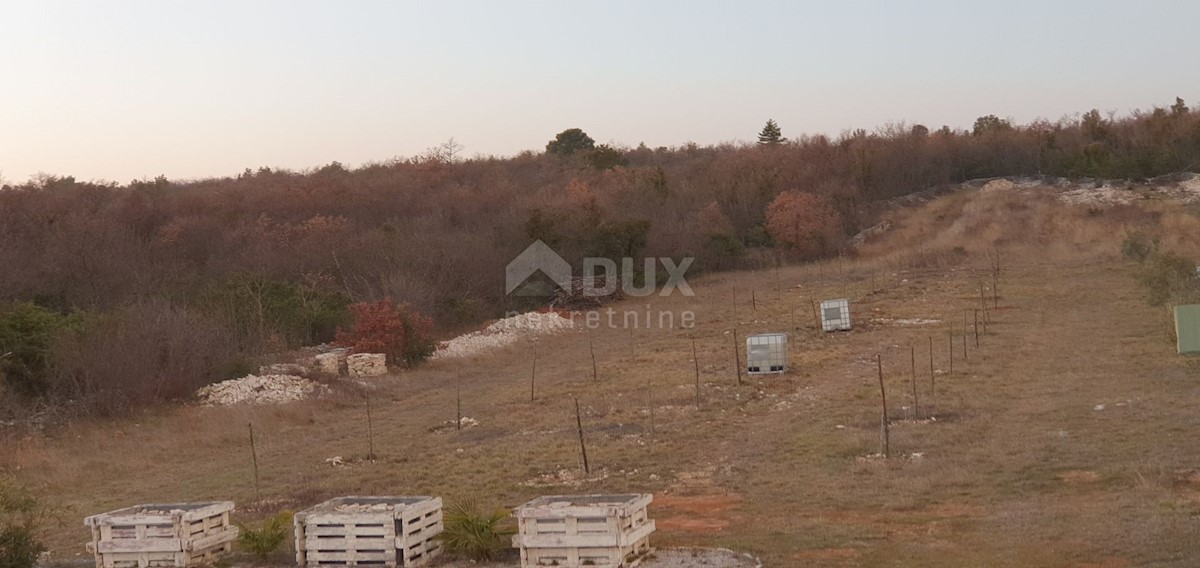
[236,511,293,560]
[438,498,514,561]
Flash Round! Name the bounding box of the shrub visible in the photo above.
[335,299,435,367]
[236,511,293,560]
[1120,232,1158,263]
[438,498,513,562]
[1137,251,1200,307]
[0,524,42,568]
[200,275,351,350]
[704,233,744,270]
[0,303,84,398]
[51,300,240,415]
[0,478,44,568]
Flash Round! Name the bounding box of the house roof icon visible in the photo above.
[506,240,572,295]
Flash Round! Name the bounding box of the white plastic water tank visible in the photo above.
[820,299,851,332]
[746,333,787,375]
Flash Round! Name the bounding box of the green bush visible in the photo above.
[0,303,84,397]
[438,498,514,561]
[705,233,745,265]
[1137,251,1200,306]
[236,511,293,560]
[200,275,350,350]
[0,478,44,568]
[0,524,42,568]
[1120,232,1158,263]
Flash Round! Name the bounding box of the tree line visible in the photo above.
[0,97,1197,416]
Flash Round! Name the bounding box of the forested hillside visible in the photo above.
[1,98,1197,415]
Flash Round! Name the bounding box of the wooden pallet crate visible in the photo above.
[83,502,238,568]
[294,496,443,567]
[513,494,655,568]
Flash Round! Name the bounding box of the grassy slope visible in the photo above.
[10,187,1200,567]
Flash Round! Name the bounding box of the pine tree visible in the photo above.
[546,128,596,155]
[757,119,785,145]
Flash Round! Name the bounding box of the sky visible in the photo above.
[1,0,1198,184]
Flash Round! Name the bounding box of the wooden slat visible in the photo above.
[306,512,395,525]
[296,496,443,567]
[185,528,238,552]
[95,539,182,554]
[304,549,396,563]
[308,523,393,537]
[305,535,392,551]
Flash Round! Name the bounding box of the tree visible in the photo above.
[1081,109,1108,141]
[585,144,627,170]
[1171,97,1189,117]
[419,138,465,164]
[972,115,1013,136]
[0,303,83,397]
[757,119,785,145]
[546,128,595,155]
[764,191,839,257]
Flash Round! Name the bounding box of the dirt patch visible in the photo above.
[790,547,861,564]
[655,493,741,534]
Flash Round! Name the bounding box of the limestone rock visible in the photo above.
[196,374,329,406]
[347,353,387,377]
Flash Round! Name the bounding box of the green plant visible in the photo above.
[0,524,43,568]
[200,275,350,349]
[438,498,514,561]
[236,511,293,560]
[1120,232,1158,263]
[545,128,595,156]
[757,119,786,145]
[0,303,84,397]
[0,478,44,568]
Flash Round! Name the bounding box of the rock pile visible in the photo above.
[259,363,309,377]
[1058,185,1138,207]
[314,351,347,375]
[846,220,892,249]
[432,311,575,359]
[196,374,329,406]
[981,178,1016,193]
[347,353,387,377]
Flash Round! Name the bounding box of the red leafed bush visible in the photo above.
[335,299,435,367]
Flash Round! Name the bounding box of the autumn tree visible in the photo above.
[764,191,840,257]
[546,128,595,155]
[757,119,785,145]
[335,298,435,367]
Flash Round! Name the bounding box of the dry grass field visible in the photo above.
[7,184,1200,567]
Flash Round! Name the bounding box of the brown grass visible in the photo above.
[10,185,1200,567]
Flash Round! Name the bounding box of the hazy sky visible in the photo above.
[2,1,1198,183]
